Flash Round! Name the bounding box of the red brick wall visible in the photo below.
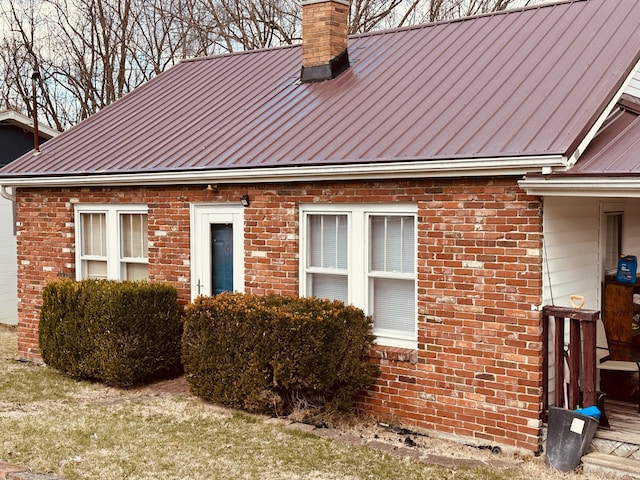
[358,180,544,452]
[15,177,543,451]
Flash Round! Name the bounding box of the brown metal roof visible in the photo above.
[563,97,640,176]
[3,0,640,178]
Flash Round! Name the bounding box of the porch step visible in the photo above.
[582,452,640,479]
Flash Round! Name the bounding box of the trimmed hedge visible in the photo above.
[182,292,378,415]
[39,279,183,387]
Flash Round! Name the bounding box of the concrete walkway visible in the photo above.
[0,461,62,480]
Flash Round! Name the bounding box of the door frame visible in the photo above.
[190,203,245,301]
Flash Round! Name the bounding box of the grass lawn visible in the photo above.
[0,325,604,480]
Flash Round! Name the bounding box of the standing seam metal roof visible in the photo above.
[3,0,640,177]
[560,97,640,176]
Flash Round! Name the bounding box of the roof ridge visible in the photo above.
[181,0,584,63]
[350,0,582,40]
[180,43,298,64]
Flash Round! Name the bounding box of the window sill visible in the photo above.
[370,345,418,364]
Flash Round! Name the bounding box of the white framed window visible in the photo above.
[75,205,149,281]
[300,204,417,349]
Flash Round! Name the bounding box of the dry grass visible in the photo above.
[0,325,611,480]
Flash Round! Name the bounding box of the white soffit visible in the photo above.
[519,176,640,198]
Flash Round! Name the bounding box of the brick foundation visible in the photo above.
[15,177,543,451]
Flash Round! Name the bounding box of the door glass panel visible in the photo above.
[211,224,234,295]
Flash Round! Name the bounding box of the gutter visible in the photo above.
[0,155,566,188]
[518,176,640,198]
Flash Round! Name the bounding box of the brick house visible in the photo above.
[2,0,640,453]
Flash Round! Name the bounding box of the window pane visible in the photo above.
[370,215,414,273]
[605,212,622,272]
[85,260,107,279]
[309,214,347,269]
[402,217,415,272]
[309,273,348,303]
[372,278,415,335]
[81,213,106,257]
[124,263,149,281]
[121,214,148,258]
[370,217,386,271]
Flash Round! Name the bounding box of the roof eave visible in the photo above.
[0,110,59,139]
[519,175,640,198]
[0,155,567,188]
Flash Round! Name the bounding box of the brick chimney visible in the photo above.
[301,0,351,83]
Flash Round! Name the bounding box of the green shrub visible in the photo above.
[39,279,183,387]
[182,292,378,415]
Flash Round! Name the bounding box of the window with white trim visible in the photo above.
[75,205,149,281]
[301,205,417,348]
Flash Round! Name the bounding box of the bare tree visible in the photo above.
[0,0,66,130]
[0,0,541,130]
[180,0,300,53]
[46,0,140,118]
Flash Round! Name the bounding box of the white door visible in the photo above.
[190,204,244,300]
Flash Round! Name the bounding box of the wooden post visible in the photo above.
[569,317,581,409]
[582,316,597,407]
[542,310,549,417]
[554,315,565,407]
[542,306,600,414]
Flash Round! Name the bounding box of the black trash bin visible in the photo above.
[545,406,599,471]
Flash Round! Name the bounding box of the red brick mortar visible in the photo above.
[14,178,544,451]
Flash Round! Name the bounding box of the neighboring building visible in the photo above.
[0,110,58,325]
[1,0,640,453]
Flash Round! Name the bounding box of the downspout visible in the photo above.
[1,186,17,235]
[1,185,15,202]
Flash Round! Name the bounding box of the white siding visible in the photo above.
[625,67,640,98]
[0,196,16,325]
[543,197,601,310]
[543,197,600,406]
